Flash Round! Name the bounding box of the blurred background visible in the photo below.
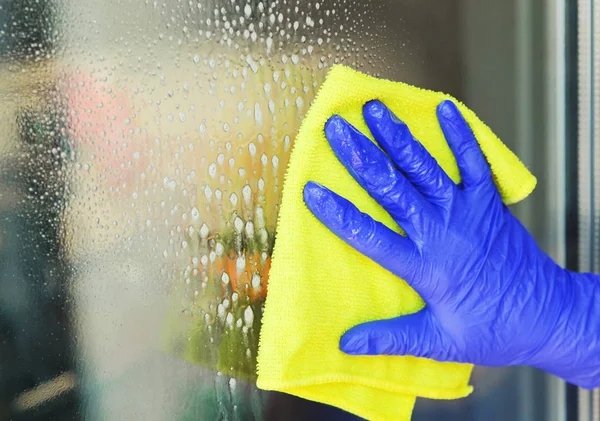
[0,0,595,420]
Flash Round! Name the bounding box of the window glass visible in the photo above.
[0,1,552,420]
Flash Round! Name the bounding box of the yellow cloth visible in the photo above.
[256,65,536,421]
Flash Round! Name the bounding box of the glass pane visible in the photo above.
[575,0,600,418]
[0,0,555,420]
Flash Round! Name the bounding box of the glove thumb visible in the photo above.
[339,309,454,361]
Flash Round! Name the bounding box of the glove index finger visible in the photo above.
[324,115,432,241]
[303,181,424,289]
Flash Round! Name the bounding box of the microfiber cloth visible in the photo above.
[256,65,536,421]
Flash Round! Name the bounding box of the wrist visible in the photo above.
[530,268,600,389]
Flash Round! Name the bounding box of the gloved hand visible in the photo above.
[303,99,600,389]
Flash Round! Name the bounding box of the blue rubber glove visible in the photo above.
[303,99,600,389]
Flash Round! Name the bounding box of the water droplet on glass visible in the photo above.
[200,223,210,238]
[208,163,218,178]
[236,255,245,271]
[222,272,230,285]
[245,56,259,73]
[191,207,200,221]
[234,217,244,233]
[242,185,252,203]
[245,221,255,238]
[244,307,254,325]
[254,103,263,125]
[252,273,261,289]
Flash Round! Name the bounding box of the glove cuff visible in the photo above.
[531,270,600,389]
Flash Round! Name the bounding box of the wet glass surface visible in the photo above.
[0,1,551,420]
